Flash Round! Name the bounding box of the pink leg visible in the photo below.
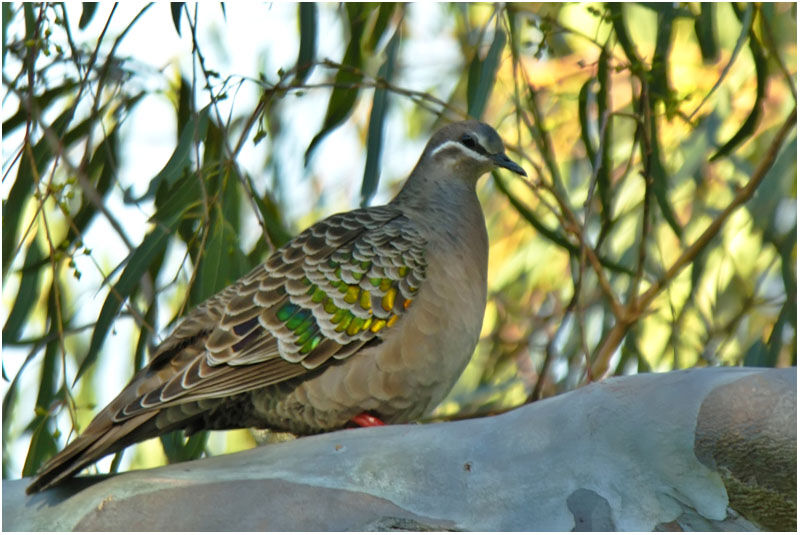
[350,413,386,427]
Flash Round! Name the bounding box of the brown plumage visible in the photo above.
[26,120,526,493]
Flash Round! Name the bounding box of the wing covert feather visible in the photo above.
[115,206,427,420]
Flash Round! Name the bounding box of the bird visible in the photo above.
[26,120,526,494]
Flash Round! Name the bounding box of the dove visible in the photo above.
[26,120,526,493]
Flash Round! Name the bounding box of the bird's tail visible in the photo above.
[25,411,158,494]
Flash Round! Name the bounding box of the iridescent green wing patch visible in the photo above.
[115,207,427,414]
[260,206,427,369]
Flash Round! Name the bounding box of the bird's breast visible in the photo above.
[251,197,489,432]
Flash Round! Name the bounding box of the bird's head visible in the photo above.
[422,120,527,182]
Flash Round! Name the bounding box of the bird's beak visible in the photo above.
[493,153,526,176]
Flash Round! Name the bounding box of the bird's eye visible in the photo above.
[461,135,479,150]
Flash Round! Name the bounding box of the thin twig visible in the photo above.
[590,105,797,378]
[629,82,652,306]
[184,5,274,252]
[638,106,797,309]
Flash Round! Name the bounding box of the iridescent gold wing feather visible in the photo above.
[116,206,427,417]
[27,206,427,492]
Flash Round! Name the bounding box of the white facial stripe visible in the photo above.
[431,140,491,163]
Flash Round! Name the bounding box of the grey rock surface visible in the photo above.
[4,366,794,531]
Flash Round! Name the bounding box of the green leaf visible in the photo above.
[466,46,481,110]
[743,339,773,367]
[365,3,396,52]
[694,3,719,63]
[710,5,766,161]
[176,77,192,140]
[250,186,292,250]
[505,4,520,65]
[649,151,682,239]
[493,171,633,276]
[777,229,796,330]
[170,2,184,36]
[198,122,225,200]
[77,225,174,384]
[578,79,596,166]
[36,287,63,413]
[2,81,80,135]
[495,171,571,251]
[190,171,249,305]
[79,3,99,29]
[596,46,612,217]
[765,301,793,367]
[637,3,693,17]
[746,136,796,235]
[125,105,211,203]
[23,3,35,43]
[304,4,369,165]
[2,3,13,64]
[674,112,718,186]
[134,299,160,372]
[467,24,506,119]
[294,2,317,84]
[690,3,753,121]
[62,126,121,247]
[689,245,710,298]
[651,6,676,115]
[160,429,208,463]
[2,107,90,277]
[155,171,205,228]
[608,3,642,68]
[643,86,683,238]
[361,28,400,206]
[191,212,243,304]
[3,347,42,474]
[21,415,58,477]
[3,160,39,279]
[764,234,795,373]
[108,451,124,475]
[23,302,63,476]
[2,240,45,344]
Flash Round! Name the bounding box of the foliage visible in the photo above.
[2,2,796,479]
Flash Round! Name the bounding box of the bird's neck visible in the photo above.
[391,160,482,215]
[390,164,488,265]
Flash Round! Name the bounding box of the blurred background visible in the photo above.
[2,2,796,480]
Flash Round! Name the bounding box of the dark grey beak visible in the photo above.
[493,153,526,176]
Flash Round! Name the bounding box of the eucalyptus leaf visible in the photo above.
[294,3,317,84]
[79,3,99,30]
[125,106,211,203]
[170,3,184,36]
[304,4,369,165]
[361,28,400,206]
[467,24,506,119]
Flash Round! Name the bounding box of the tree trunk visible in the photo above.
[3,367,795,531]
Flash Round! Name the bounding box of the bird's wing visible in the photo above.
[110,205,428,422]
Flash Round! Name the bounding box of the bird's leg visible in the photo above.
[350,412,385,427]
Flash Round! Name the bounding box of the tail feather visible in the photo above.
[25,411,158,494]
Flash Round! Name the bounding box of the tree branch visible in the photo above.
[5,367,794,531]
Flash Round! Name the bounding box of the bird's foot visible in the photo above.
[350,412,385,427]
